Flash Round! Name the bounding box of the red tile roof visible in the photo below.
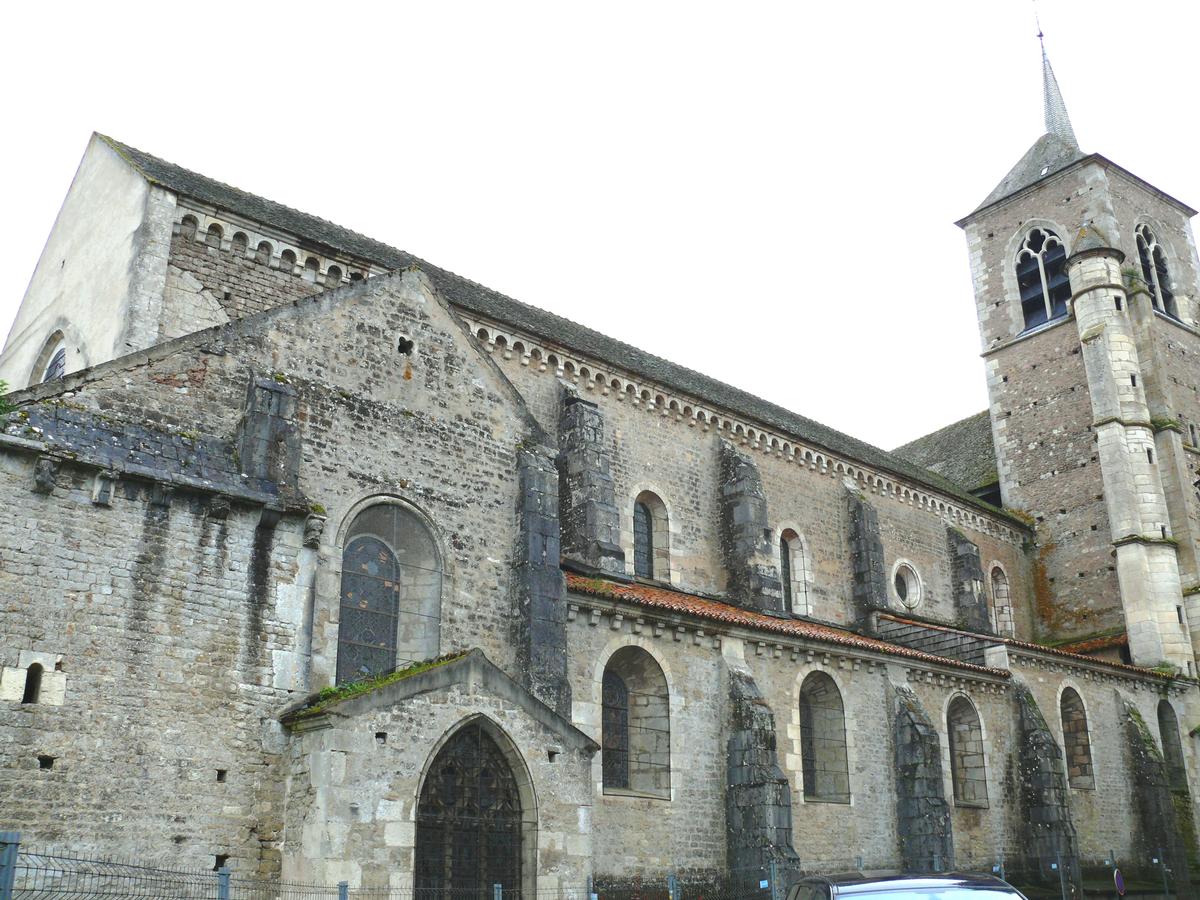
[565,573,1009,677]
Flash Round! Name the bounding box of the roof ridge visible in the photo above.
[91,133,1027,526]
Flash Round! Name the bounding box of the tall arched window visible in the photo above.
[1016,227,1071,330]
[21,663,43,704]
[632,491,669,581]
[601,647,670,797]
[780,529,813,616]
[1059,688,1094,790]
[799,671,849,803]
[947,695,988,806]
[1158,700,1187,792]
[336,503,442,684]
[415,721,525,897]
[990,566,1014,637]
[1136,225,1178,319]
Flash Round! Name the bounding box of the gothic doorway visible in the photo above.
[415,720,528,898]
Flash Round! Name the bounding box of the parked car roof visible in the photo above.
[789,872,1024,897]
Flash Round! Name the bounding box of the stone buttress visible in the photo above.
[719,442,783,613]
[892,684,953,872]
[556,391,625,576]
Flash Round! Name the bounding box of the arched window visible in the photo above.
[947,696,988,806]
[799,671,849,803]
[326,265,342,285]
[279,249,297,273]
[1136,225,1178,319]
[231,231,248,255]
[601,647,670,797]
[1016,227,1071,330]
[180,215,198,240]
[42,345,66,383]
[21,663,43,704]
[780,529,813,616]
[990,566,1014,637]
[1158,700,1187,792]
[205,223,223,248]
[415,721,524,897]
[336,503,442,684]
[304,256,320,282]
[632,491,669,581]
[255,241,273,265]
[1060,688,1094,790]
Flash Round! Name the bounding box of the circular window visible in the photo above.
[893,562,922,610]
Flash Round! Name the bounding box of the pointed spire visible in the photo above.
[1040,31,1078,148]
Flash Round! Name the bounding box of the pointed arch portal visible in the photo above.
[415,721,525,897]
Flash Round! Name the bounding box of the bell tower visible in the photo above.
[957,36,1200,671]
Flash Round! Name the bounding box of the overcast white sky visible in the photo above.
[3,1,1198,450]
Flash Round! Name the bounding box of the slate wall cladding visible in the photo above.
[719,443,783,614]
[1121,694,1195,892]
[724,662,801,885]
[948,529,992,634]
[557,393,625,576]
[848,490,888,625]
[892,684,954,872]
[515,446,572,719]
[1012,682,1080,889]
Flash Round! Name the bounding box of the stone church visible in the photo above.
[2,43,1198,895]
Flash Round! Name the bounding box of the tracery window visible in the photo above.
[799,671,850,803]
[947,695,988,806]
[1136,225,1178,319]
[632,491,669,581]
[1158,700,1188,792]
[990,566,1014,638]
[780,529,813,616]
[415,721,523,898]
[1059,688,1094,790]
[601,647,670,797]
[336,503,441,684]
[1016,227,1071,330]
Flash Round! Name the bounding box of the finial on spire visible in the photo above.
[1039,27,1078,148]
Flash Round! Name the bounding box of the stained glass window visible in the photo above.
[602,669,630,790]
[633,502,653,579]
[336,503,441,684]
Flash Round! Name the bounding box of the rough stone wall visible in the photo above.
[0,270,542,869]
[492,352,1033,635]
[281,654,595,892]
[1011,682,1079,888]
[0,450,300,872]
[719,443,783,613]
[160,229,326,341]
[892,684,954,872]
[724,661,801,884]
[557,394,625,576]
[948,529,992,634]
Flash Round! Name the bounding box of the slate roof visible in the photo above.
[877,613,1184,682]
[3,402,278,500]
[97,134,1025,526]
[972,132,1087,215]
[891,410,997,494]
[565,572,1008,677]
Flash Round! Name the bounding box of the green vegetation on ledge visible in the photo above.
[289,652,467,720]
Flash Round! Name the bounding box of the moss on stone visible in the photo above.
[286,651,468,720]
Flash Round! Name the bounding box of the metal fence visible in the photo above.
[0,835,1192,900]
